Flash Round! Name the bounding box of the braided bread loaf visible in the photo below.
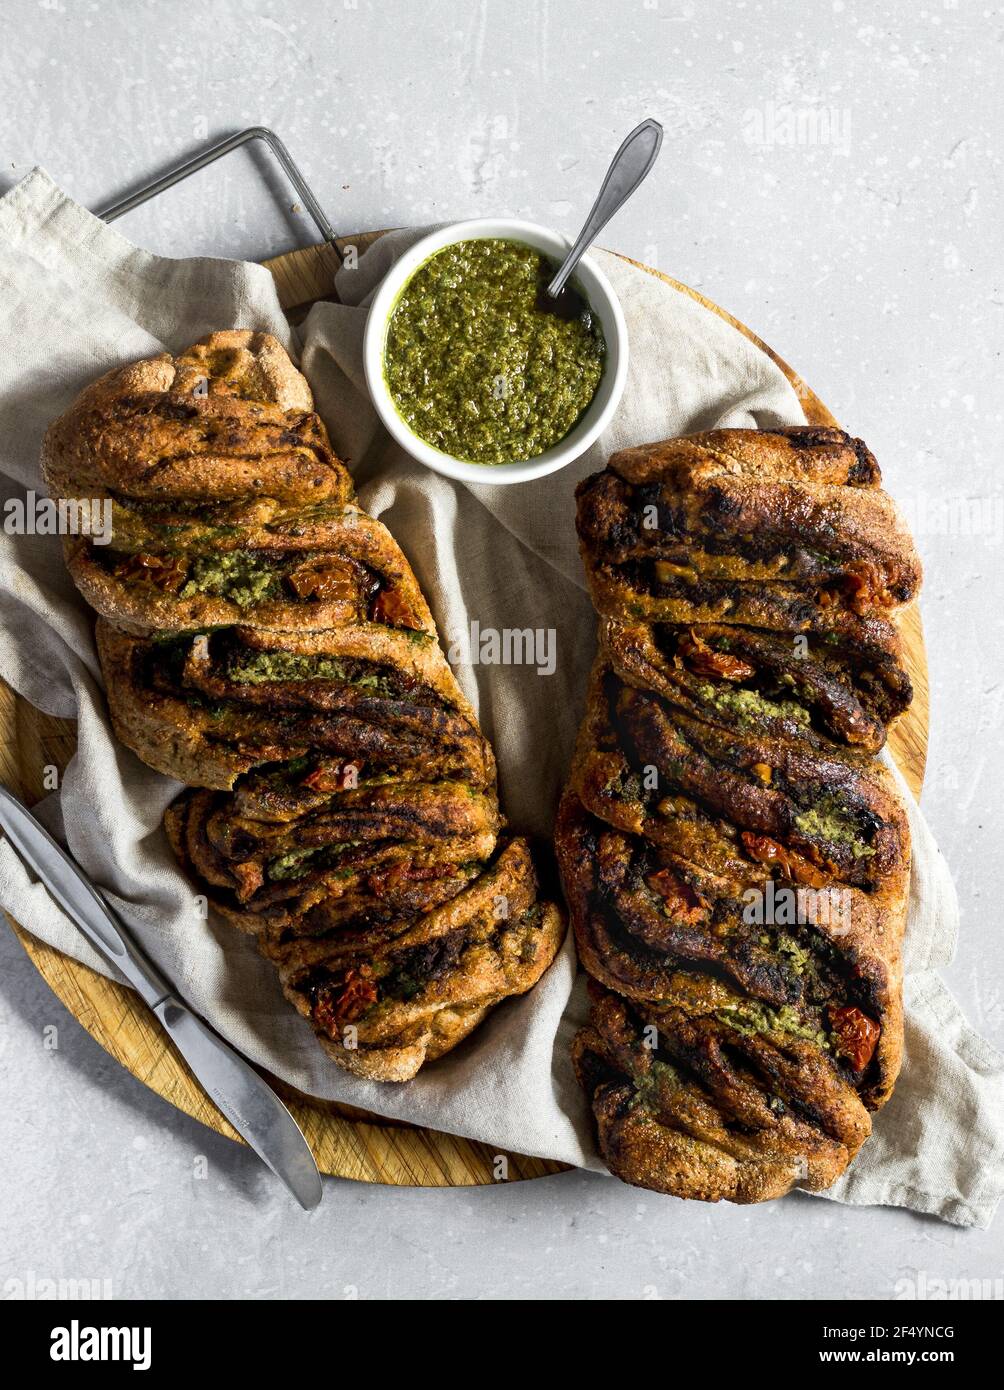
[559,426,921,1203]
[43,331,564,1082]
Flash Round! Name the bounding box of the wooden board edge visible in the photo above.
[8,917,568,1186]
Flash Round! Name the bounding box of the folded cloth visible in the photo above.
[0,169,1001,1225]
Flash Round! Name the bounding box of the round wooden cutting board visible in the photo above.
[3,233,929,1187]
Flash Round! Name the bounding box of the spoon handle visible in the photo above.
[548,118,663,298]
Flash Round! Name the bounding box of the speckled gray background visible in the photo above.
[1,0,1002,1301]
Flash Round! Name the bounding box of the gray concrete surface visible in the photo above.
[1,0,1002,1300]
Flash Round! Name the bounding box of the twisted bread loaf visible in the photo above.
[559,426,919,1202]
[43,331,564,1081]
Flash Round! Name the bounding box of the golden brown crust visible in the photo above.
[164,779,501,928]
[577,426,922,632]
[49,331,565,1082]
[607,425,883,489]
[63,504,436,637]
[600,616,913,754]
[42,370,351,508]
[96,619,495,791]
[557,785,904,1115]
[271,837,566,1082]
[559,426,915,1202]
[97,619,266,788]
[572,981,870,1202]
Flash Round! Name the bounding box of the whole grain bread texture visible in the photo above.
[43,331,564,1081]
[558,425,919,1204]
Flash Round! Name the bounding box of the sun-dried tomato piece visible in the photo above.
[408,864,451,882]
[828,1005,881,1071]
[311,994,338,1037]
[371,586,416,628]
[365,860,455,898]
[285,555,359,601]
[645,867,708,923]
[678,630,755,682]
[313,967,379,1033]
[231,859,264,902]
[367,859,413,897]
[303,759,364,793]
[843,561,891,615]
[740,831,829,888]
[113,551,187,592]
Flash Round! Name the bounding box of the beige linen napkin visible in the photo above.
[0,170,1001,1226]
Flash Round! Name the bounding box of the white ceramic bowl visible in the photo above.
[362,218,628,485]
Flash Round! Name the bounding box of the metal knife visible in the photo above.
[0,784,323,1211]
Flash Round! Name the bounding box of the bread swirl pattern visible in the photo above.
[558,426,919,1202]
[43,331,564,1082]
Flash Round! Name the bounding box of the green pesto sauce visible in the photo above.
[384,238,605,465]
[776,933,812,975]
[716,1000,829,1048]
[793,796,875,858]
[180,552,283,608]
[267,841,362,882]
[625,1056,681,1112]
[226,650,396,695]
[631,1058,681,1109]
[696,682,812,728]
[268,848,317,881]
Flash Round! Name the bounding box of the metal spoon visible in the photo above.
[540,118,664,319]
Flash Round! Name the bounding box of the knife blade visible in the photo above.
[0,783,323,1211]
